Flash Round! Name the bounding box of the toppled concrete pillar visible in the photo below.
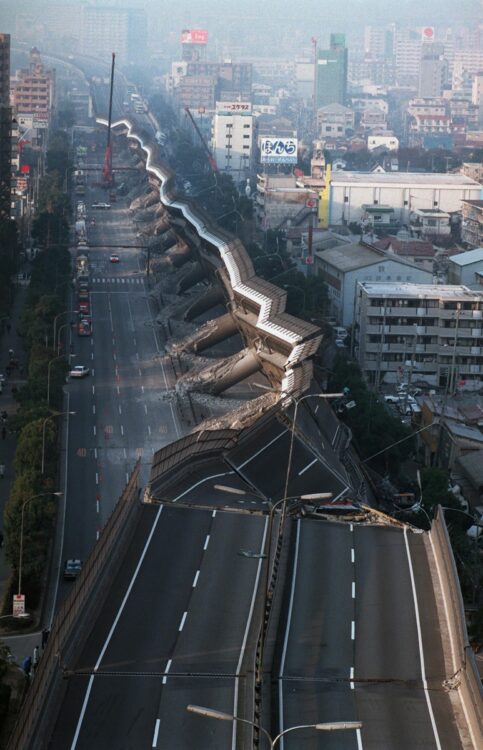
[178,348,260,395]
[177,262,206,294]
[184,285,225,320]
[166,242,192,268]
[158,229,178,252]
[175,313,238,354]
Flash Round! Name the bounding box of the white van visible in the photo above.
[332,326,348,339]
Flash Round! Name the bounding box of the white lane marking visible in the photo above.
[70,506,164,749]
[162,659,172,686]
[231,517,268,750]
[48,393,71,628]
[112,338,115,346]
[96,500,99,514]
[94,448,97,459]
[118,405,122,415]
[403,528,442,750]
[141,385,144,394]
[350,666,355,689]
[91,351,94,360]
[179,612,187,632]
[237,429,287,470]
[92,368,95,377]
[144,404,148,415]
[148,425,151,436]
[203,535,210,551]
[212,510,217,518]
[92,405,96,415]
[278,520,301,748]
[93,425,96,436]
[117,386,120,395]
[298,457,317,476]
[352,581,356,599]
[125,472,129,483]
[192,570,200,588]
[172,470,234,503]
[138,367,142,377]
[95,473,99,485]
[351,620,355,640]
[113,352,116,361]
[133,337,137,346]
[357,729,363,749]
[350,523,354,532]
[136,352,139,361]
[121,425,124,436]
[92,385,95,396]
[152,718,160,746]
[351,548,355,564]
[123,448,127,459]
[96,530,99,541]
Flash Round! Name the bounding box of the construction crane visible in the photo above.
[101,52,116,188]
[184,107,218,173]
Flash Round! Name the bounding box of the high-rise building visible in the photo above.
[0,32,12,218]
[11,48,55,118]
[419,42,447,98]
[472,71,483,126]
[315,34,348,108]
[212,101,254,178]
[81,6,147,63]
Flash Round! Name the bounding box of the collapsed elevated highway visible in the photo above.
[97,117,322,411]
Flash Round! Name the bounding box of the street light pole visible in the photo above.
[17,492,63,598]
[41,411,75,474]
[186,705,362,747]
[47,354,66,406]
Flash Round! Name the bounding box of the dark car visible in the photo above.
[64,559,82,580]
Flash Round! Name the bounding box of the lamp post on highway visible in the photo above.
[16,491,63,615]
[41,411,75,475]
[214,484,332,685]
[53,310,75,351]
[47,353,68,406]
[186,704,362,747]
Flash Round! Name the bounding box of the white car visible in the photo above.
[91,202,111,210]
[70,365,90,378]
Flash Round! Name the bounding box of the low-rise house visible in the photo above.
[447,247,483,286]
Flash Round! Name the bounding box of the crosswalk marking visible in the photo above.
[90,277,144,284]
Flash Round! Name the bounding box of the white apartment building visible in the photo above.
[355,283,483,389]
[212,101,254,177]
[316,103,354,138]
[326,171,481,226]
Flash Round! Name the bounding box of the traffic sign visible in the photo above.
[12,594,25,618]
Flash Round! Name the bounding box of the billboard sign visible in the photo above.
[216,101,252,115]
[33,112,49,129]
[260,137,298,165]
[181,29,208,44]
[12,594,25,618]
[421,27,434,42]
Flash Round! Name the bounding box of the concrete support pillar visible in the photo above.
[179,313,239,353]
[183,285,225,320]
[176,262,206,294]
[166,242,192,268]
[179,348,260,395]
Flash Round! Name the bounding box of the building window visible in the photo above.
[374,200,378,205]
[344,196,349,203]
[433,201,438,206]
[404,200,408,206]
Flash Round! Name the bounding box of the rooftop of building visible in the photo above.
[315,242,425,272]
[462,199,483,208]
[359,282,483,299]
[449,247,483,266]
[329,171,480,186]
[373,237,436,257]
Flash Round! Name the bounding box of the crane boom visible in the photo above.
[102,52,116,188]
[184,107,218,172]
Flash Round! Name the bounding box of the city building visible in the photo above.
[181,29,208,63]
[355,283,483,389]
[472,71,483,126]
[11,47,55,118]
[314,242,432,326]
[80,5,147,64]
[448,247,483,286]
[316,103,354,138]
[168,61,252,113]
[372,236,436,272]
[461,199,483,247]
[409,208,452,238]
[315,34,348,108]
[418,42,447,99]
[212,101,254,177]
[323,171,481,227]
[0,32,12,218]
[394,30,421,85]
[255,173,318,231]
[367,134,399,151]
[462,163,483,184]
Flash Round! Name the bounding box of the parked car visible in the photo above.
[109,254,120,263]
[69,365,90,378]
[384,394,400,404]
[64,559,82,580]
[91,202,111,210]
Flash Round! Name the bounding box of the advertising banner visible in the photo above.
[181,29,208,44]
[260,137,298,165]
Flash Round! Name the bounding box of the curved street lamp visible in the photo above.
[41,411,76,474]
[187,704,362,747]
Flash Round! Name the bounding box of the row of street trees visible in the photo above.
[3,128,72,614]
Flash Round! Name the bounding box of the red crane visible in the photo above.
[102,52,116,188]
[184,107,218,173]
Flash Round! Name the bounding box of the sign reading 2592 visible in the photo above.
[260,137,298,165]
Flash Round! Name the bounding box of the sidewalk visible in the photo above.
[0,283,35,662]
